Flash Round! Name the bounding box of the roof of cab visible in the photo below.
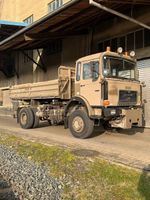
[77,51,135,63]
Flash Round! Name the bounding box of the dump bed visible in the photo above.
[10,66,75,100]
[10,79,59,100]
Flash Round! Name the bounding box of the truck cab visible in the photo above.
[66,47,143,138]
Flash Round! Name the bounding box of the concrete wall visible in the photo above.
[0,0,70,22]
[93,6,150,43]
[0,34,89,106]
[136,47,150,60]
[0,5,149,89]
[33,50,61,82]
[0,35,88,85]
[61,35,89,67]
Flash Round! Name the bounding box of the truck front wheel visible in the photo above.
[68,110,94,139]
[19,108,34,129]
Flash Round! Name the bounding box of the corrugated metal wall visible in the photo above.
[138,59,150,127]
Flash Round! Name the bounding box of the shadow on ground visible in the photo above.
[115,127,145,135]
[36,121,145,139]
[90,126,145,138]
[138,165,150,200]
[90,126,106,138]
[37,121,51,128]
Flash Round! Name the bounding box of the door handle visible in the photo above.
[80,84,85,87]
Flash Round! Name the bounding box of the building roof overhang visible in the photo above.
[0,20,27,42]
[0,0,150,51]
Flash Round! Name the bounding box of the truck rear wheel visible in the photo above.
[19,108,34,129]
[32,108,39,128]
[68,110,94,139]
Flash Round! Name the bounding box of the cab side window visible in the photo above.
[83,61,99,80]
[83,63,92,80]
[92,61,99,80]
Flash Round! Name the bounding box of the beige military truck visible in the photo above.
[10,47,143,139]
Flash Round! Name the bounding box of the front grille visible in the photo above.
[119,90,137,104]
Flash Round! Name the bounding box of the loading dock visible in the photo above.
[0,0,150,126]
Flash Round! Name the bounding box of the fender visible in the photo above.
[64,96,94,128]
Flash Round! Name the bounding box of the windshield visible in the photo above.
[103,56,136,80]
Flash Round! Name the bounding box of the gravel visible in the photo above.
[0,176,17,200]
[0,145,62,200]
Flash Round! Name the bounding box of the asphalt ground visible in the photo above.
[0,116,150,171]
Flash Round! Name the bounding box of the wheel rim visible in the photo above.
[72,116,85,133]
[20,112,27,125]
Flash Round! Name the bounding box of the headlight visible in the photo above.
[130,51,135,57]
[110,109,116,115]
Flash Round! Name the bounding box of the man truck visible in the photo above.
[10,47,143,139]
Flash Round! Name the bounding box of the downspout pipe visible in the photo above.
[89,0,150,30]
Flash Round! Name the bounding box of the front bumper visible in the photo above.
[109,108,143,129]
[103,107,122,118]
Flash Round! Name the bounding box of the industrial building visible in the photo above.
[0,0,150,126]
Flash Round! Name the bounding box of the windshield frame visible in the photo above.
[102,55,137,81]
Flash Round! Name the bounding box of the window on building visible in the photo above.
[23,15,33,24]
[119,36,126,51]
[98,28,150,53]
[45,40,62,55]
[98,42,104,52]
[144,29,150,47]
[111,38,117,52]
[104,40,111,51]
[135,30,144,49]
[48,0,63,13]
[127,33,134,51]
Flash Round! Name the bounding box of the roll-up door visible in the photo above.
[137,59,150,127]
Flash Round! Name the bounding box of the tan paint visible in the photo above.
[76,51,140,107]
[0,89,2,104]
[75,55,102,106]
[110,108,143,129]
[10,79,59,100]
[2,89,12,107]
[108,79,141,106]
[79,79,101,106]
[10,66,75,100]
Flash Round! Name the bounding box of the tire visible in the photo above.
[32,108,39,128]
[68,110,94,139]
[19,108,34,129]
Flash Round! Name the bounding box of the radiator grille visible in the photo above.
[119,90,137,104]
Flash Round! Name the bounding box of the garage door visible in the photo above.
[137,59,150,127]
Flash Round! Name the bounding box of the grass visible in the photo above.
[0,132,150,200]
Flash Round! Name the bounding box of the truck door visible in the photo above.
[80,61,101,106]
